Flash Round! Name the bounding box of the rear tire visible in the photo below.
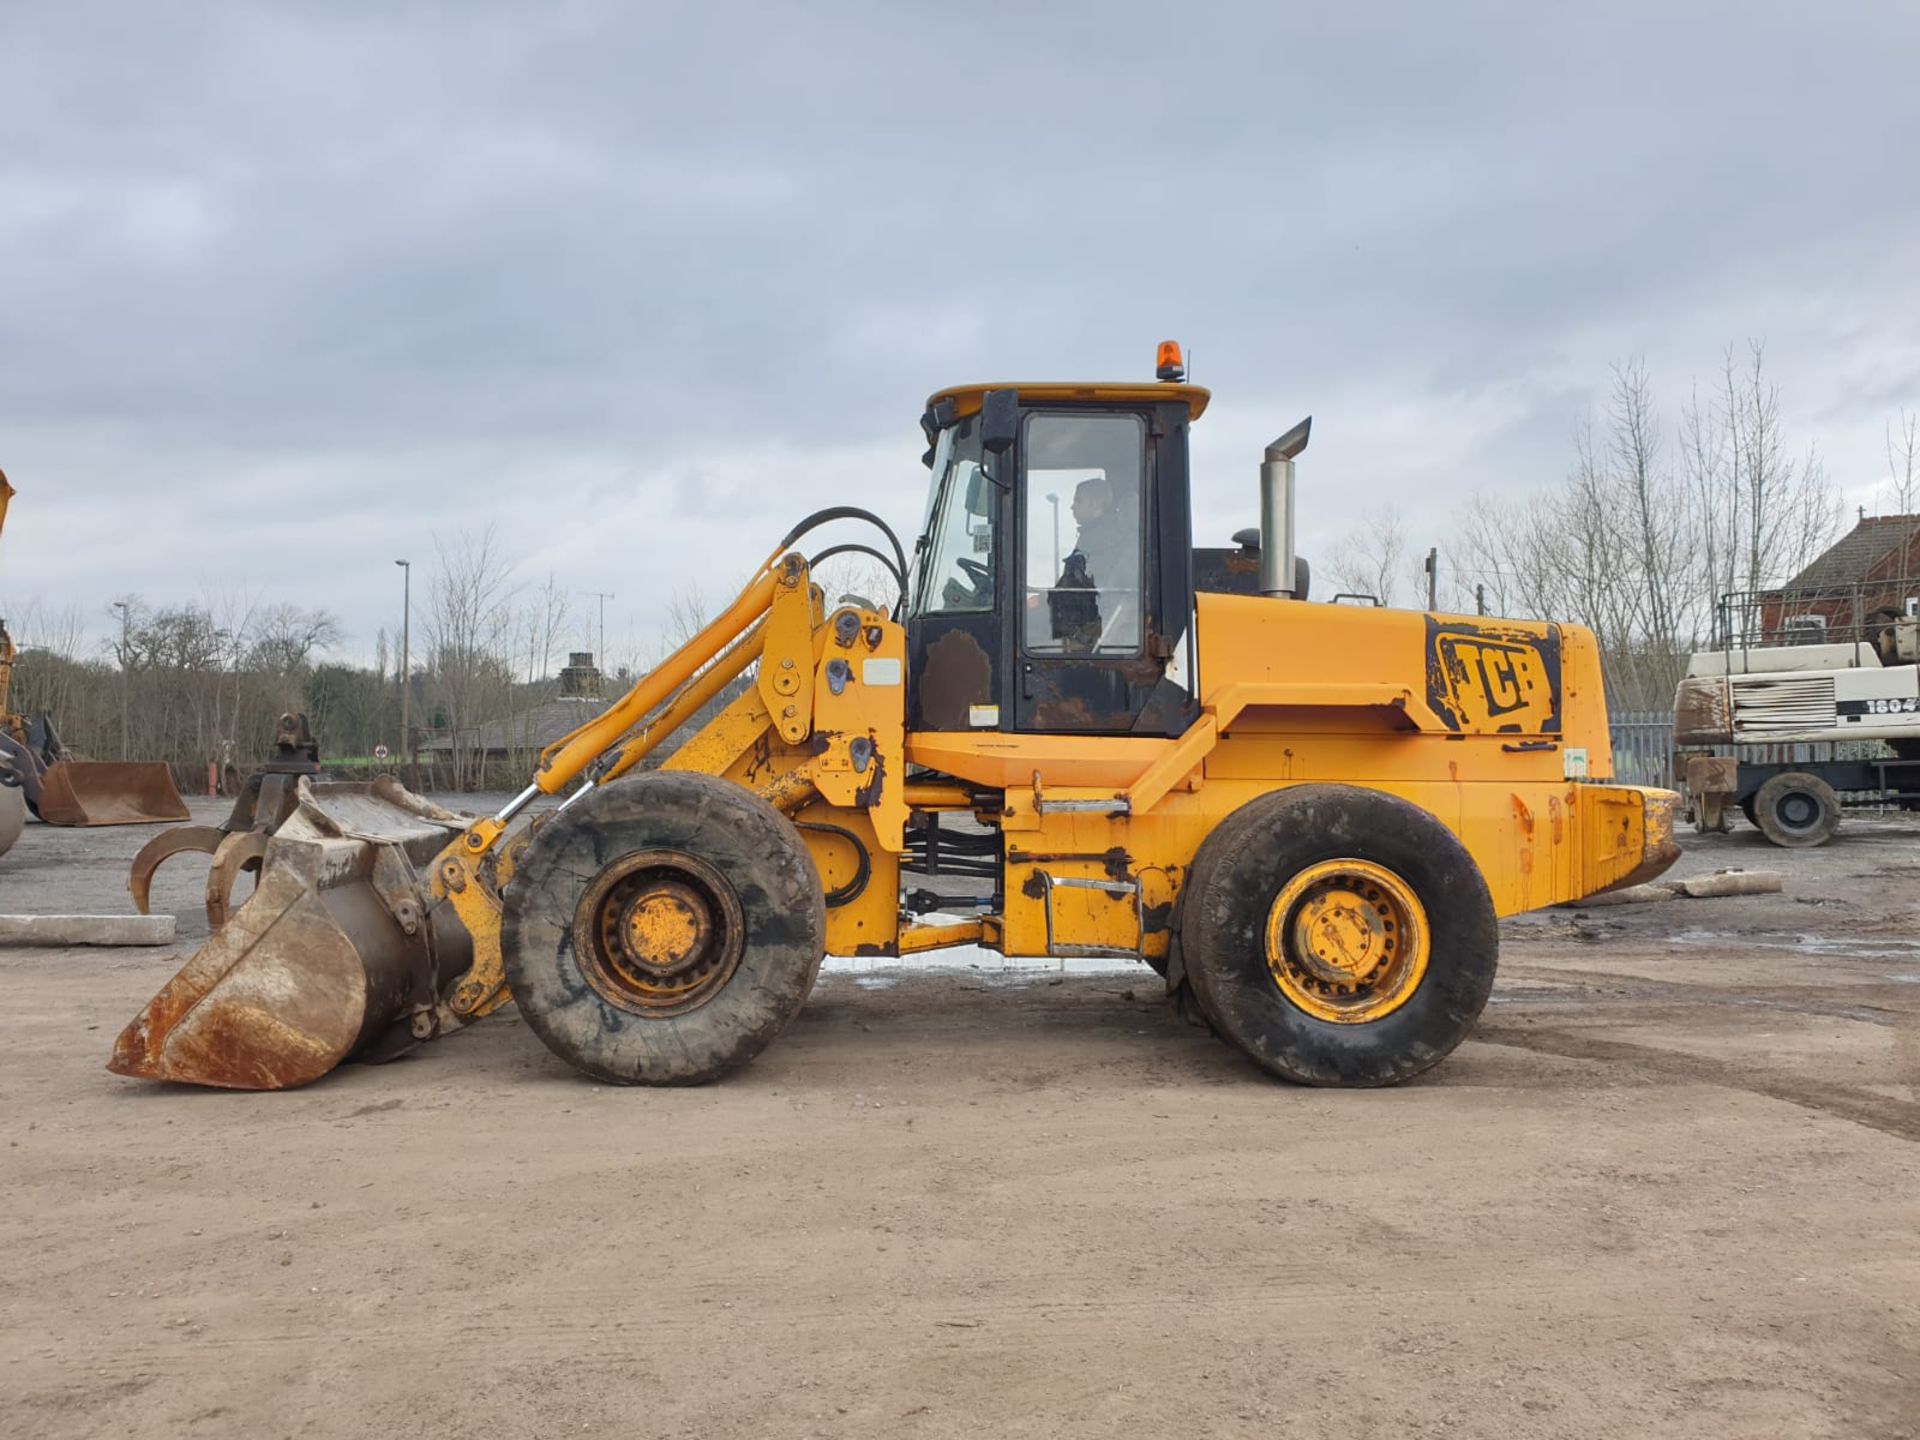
[1751,771,1840,848]
[502,772,826,1085]
[1179,785,1498,1087]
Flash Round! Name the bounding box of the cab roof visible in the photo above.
[925,381,1211,423]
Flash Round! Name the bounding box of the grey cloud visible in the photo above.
[3,1,1917,654]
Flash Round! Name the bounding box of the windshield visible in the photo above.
[911,416,995,616]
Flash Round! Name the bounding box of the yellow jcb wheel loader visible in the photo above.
[0,472,191,841]
[110,350,1678,1090]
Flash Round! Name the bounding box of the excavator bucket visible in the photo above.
[35,760,190,826]
[109,778,473,1090]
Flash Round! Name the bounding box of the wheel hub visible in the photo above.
[620,881,712,977]
[1263,859,1431,1024]
[574,851,743,1016]
[1777,793,1817,829]
[1291,888,1389,983]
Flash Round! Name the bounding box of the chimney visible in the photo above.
[559,651,602,697]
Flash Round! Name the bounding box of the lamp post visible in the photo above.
[112,600,130,760]
[1046,493,1061,574]
[394,559,410,766]
[581,590,614,665]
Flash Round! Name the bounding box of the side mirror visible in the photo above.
[981,389,1019,454]
[963,467,990,516]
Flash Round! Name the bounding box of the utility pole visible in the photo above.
[1047,493,1061,574]
[581,590,614,664]
[394,559,411,765]
[112,600,130,760]
[1424,547,1439,611]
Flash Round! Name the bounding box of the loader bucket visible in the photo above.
[109,778,473,1090]
[35,760,190,826]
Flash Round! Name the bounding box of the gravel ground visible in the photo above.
[0,797,1916,1438]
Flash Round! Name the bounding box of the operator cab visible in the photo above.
[907,376,1209,736]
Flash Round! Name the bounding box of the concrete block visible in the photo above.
[1673,870,1784,898]
[0,913,178,946]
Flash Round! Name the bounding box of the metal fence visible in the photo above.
[1608,711,1674,789]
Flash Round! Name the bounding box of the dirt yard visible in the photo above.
[1,798,1917,1439]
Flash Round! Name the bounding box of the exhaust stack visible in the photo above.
[1260,417,1311,598]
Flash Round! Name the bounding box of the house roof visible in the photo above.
[418,696,610,755]
[1779,515,1920,594]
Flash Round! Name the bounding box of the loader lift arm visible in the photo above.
[469,495,907,1010]
[425,543,808,1031]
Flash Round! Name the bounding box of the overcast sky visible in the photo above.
[4,1,1918,669]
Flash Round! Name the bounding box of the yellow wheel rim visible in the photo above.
[1264,859,1430,1024]
[572,850,744,1017]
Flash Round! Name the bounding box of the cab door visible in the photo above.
[906,412,1008,732]
[1014,405,1196,735]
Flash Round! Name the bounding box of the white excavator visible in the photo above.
[1674,604,1920,846]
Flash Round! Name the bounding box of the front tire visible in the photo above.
[502,772,826,1085]
[1178,785,1498,1087]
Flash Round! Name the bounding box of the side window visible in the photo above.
[913,418,996,616]
[1023,412,1145,654]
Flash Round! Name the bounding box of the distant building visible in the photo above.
[418,652,611,763]
[1755,515,1920,645]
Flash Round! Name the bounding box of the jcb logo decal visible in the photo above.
[1425,619,1562,734]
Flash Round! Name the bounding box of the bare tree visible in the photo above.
[248,603,343,711]
[663,582,714,654]
[422,527,521,789]
[2,600,108,754]
[249,604,342,674]
[1327,506,1411,606]
[1720,342,1837,606]
[1680,379,1732,630]
[1454,345,1838,710]
[1609,361,1687,661]
[1885,409,1919,517]
[519,572,573,685]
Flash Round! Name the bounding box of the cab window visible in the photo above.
[913,417,997,616]
[1023,412,1145,654]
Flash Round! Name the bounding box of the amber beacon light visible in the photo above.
[1155,340,1186,382]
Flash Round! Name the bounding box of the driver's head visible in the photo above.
[1071,477,1111,527]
